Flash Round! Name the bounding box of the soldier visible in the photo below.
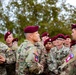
[4,31,14,48]
[44,38,53,53]
[51,36,57,47]
[0,42,8,75]
[44,38,55,75]
[17,25,44,75]
[34,40,47,75]
[70,40,76,49]
[0,42,16,75]
[69,24,76,75]
[41,32,49,44]
[46,36,58,75]
[64,35,71,47]
[50,34,70,75]
[12,38,18,50]
[4,31,16,75]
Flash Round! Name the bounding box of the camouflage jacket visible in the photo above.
[47,51,57,72]
[0,42,16,75]
[16,40,44,75]
[34,42,47,65]
[51,45,70,64]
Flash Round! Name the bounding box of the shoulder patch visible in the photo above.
[33,51,39,62]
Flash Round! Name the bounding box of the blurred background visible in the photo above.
[0,0,76,44]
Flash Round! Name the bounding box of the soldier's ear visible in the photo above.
[29,33,33,38]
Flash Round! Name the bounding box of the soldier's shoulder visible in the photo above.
[72,44,76,49]
[0,42,8,50]
[18,40,36,52]
[35,41,44,47]
[51,47,57,52]
[63,46,70,51]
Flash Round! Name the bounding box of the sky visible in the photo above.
[1,0,76,7]
[66,0,76,7]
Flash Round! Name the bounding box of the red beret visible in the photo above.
[24,26,39,33]
[44,38,51,46]
[71,24,76,29]
[4,31,12,41]
[12,38,18,42]
[51,36,57,42]
[41,32,49,37]
[56,34,65,39]
[70,40,76,47]
[65,35,70,39]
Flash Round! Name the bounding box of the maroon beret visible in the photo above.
[4,31,12,41]
[65,35,70,39]
[56,34,66,39]
[12,38,18,42]
[44,38,51,46]
[70,40,76,47]
[41,32,49,37]
[24,26,39,33]
[51,36,57,42]
[71,24,76,29]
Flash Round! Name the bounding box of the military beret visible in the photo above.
[41,32,49,37]
[51,36,57,42]
[56,34,65,39]
[4,31,12,41]
[44,38,51,46]
[24,26,39,33]
[70,40,76,47]
[65,35,70,39]
[12,38,18,42]
[71,24,76,29]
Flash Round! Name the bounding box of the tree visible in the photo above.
[0,0,75,43]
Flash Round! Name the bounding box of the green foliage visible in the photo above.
[0,0,75,44]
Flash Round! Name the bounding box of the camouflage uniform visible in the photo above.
[0,42,8,75]
[69,44,76,75]
[47,50,58,75]
[5,43,17,75]
[0,42,16,75]
[6,49,16,75]
[34,42,47,75]
[17,40,44,75]
[34,42,46,65]
[51,45,70,75]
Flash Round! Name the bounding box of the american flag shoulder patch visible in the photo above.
[33,51,39,62]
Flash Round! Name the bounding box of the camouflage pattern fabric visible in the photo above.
[17,40,44,75]
[0,42,8,75]
[49,45,70,75]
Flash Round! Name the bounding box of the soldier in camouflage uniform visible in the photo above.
[0,42,8,75]
[0,42,16,75]
[34,41,46,75]
[69,24,76,75]
[41,32,49,44]
[43,38,55,75]
[46,37,58,75]
[48,34,70,75]
[17,26,44,75]
[64,35,71,48]
[12,38,18,50]
[4,31,17,75]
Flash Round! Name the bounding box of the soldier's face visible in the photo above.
[6,34,14,44]
[64,38,71,44]
[42,36,49,42]
[71,29,76,40]
[56,38,64,46]
[52,40,57,46]
[45,42,53,50]
[32,31,41,42]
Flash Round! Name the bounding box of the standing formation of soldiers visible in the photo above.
[0,24,76,75]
